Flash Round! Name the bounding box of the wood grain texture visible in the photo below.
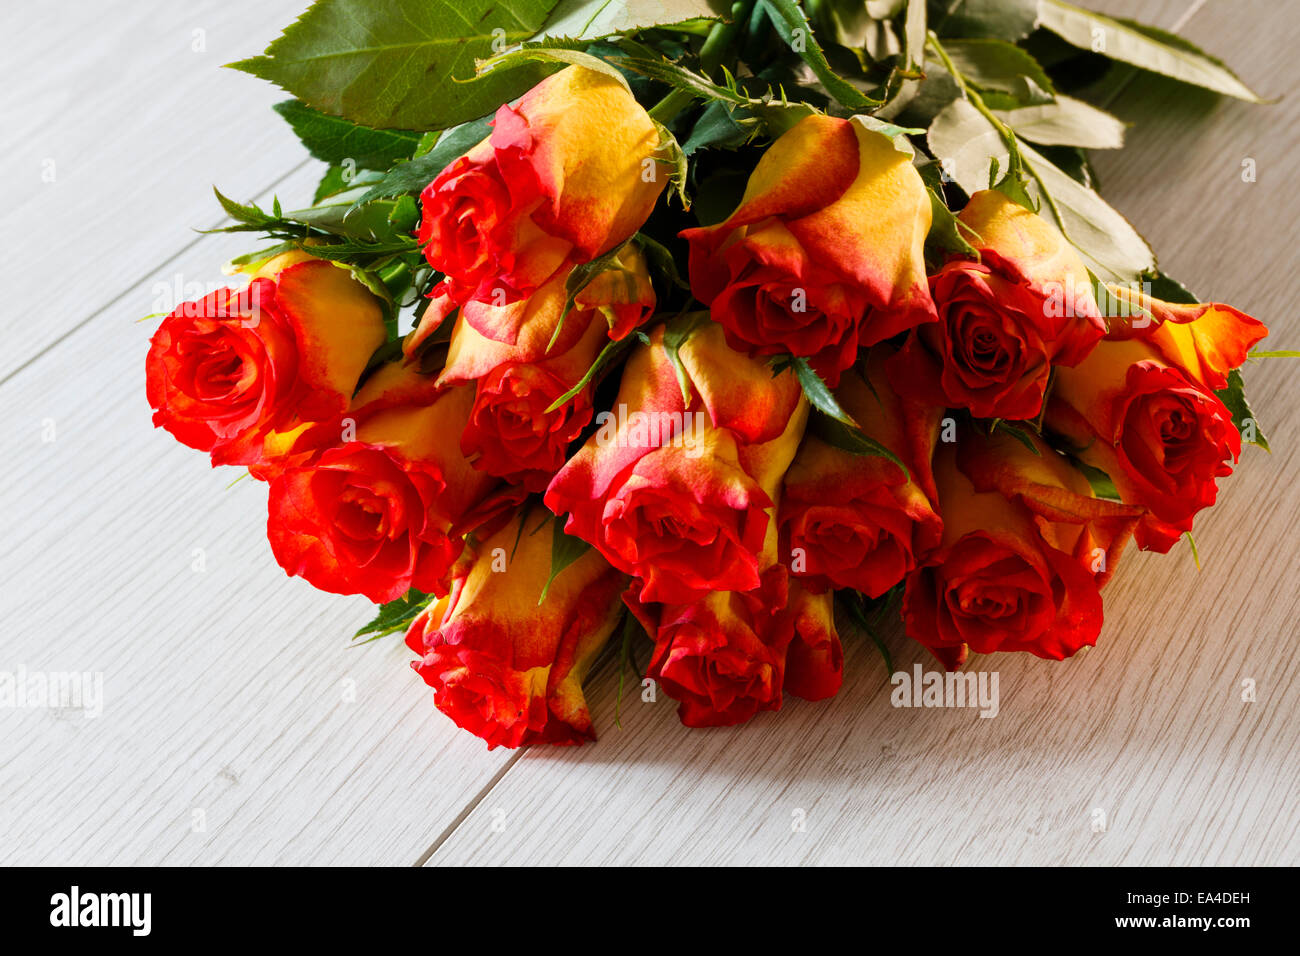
[0,166,521,865]
[425,0,1300,866]
[4,0,1298,867]
[0,0,311,379]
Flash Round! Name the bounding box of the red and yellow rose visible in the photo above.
[1046,288,1265,551]
[417,65,665,313]
[903,425,1141,667]
[406,510,627,749]
[146,251,386,469]
[779,346,944,598]
[890,189,1106,421]
[545,319,808,604]
[433,244,656,492]
[681,115,936,385]
[266,363,511,603]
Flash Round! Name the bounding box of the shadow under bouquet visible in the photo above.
[145,0,1281,748]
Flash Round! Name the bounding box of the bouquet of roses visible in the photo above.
[145,0,1281,748]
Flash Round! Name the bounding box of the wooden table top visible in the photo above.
[2,0,1295,865]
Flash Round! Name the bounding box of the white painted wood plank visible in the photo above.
[9,0,1297,867]
[0,163,521,865]
[0,0,314,378]
[425,0,1300,866]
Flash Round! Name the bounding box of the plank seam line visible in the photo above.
[410,648,624,865]
[0,158,315,390]
[410,0,1216,866]
[412,748,529,866]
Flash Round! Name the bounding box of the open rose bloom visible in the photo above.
[149,50,1273,748]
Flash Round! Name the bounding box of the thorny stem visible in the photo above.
[647,11,747,123]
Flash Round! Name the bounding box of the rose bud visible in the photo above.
[904,426,1142,666]
[779,347,944,598]
[432,246,657,492]
[266,363,504,603]
[405,510,627,749]
[781,580,844,702]
[889,189,1106,421]
[1046,326,1257,553]
[545,319,808,604]
[417,65,665,309]
[680,114,936,385]
[146,252,387,468]
[1101,285,1267,392]
[627,565,795,728]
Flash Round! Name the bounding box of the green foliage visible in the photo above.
[353,589,432,644]
[351,116,493,208]
[1216,368,1270,453]
[1038,0,1267,102]
[927,0,1038,42]
[230,0,564,130]
[757,0,884,110]
[927,97,1155,281]
[538,517,592,604]
[272,100,422,168]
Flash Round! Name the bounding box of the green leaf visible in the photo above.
[939,37,1055,95]
[652,119,690,208]
[477,45,631,88]
[229,0,564,131]
[818,0,896,60]
[313,165,352,203]
[837,592,894,673]
[1146,271,1200,305]
[790,356,857,426]
[811,412,910,478]
[757,0,884,111]
[876,0,927,120]
[211,187,281,230]
[272,100,421,168]
[662,312,713,405]
[792,358,910,477]
[538,0,728,41]
[633,231,689,289]
[925,186,980,259]
[1215,367,1270,452]
[1088,268,1145,330]
[1037,0,1267,103]
[929,0,1038,42]
[353,589,432,643]
[544,334,639,413]
[992,95,1126,149]
[1075,461,1121,501]
[613,609,648,728]
[682,100,756,155]
[538,518,592,604]
[990,152,1037,212]
[927,97,1155,281]
[285,189,414,243]
[849,114,923,154]
[991,419,1041,455]
[351,116,493,208]
[1184,531,1201,571]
